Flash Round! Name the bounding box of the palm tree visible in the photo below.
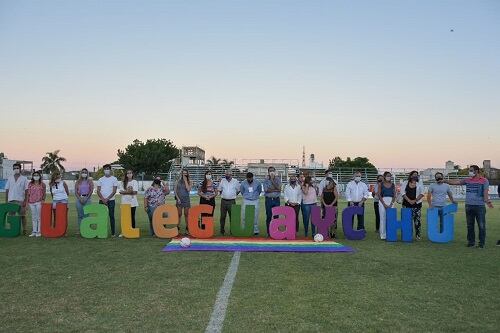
[221,159,234,170]
[41,150,66,174]
[206,156,221,166]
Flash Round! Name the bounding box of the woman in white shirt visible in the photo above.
[49,172,69,224]
[120,170,139,231]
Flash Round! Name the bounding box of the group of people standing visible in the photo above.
[3,163,498,247]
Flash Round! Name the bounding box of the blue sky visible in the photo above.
[0,0,499,170]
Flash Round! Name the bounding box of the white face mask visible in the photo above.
[385,176,392,182]
[327,173,333,178]
[81,173,88,178]
[269,171,276,177]
[354,176,361,182]
[55,179,61,183]
[468,171,475,177]
[14,169,20,175]
[206,175,212,180]
[104,170,111,176]
[33,176,40,181]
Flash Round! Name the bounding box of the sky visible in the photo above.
[1,0,499,171]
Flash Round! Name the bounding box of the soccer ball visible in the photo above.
[314,234,324,242]
[180,237,191,248]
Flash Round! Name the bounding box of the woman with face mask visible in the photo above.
[49,171,69,228]
[321,177,339,238]
[377,171,396,240]
[401,171,425,240]
[119,170,139,237]
[26,171,46,237]
[75,168,94,231]
[372,175,384,233]
[176,169,192,235]
[144,177,170,236]
[198,171,217,218]
[301,175,318,237]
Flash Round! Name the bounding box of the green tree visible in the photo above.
[328,156,377,173]
[93,167,125,181]
[117,138,178,175]
[40,150,66,174]
[206,156,221,166]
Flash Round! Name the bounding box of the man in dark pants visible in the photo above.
[263,166,281,236]
[345,171,369,230]
[217,169,240,235]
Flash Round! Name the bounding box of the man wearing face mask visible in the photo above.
[345,171,369,230]
[97,164,119,237]
[284,174,302,233]
[447,165,493,248]
[240,172,263,235]
[263,166,282,236]
[217,169,240,235]
[5,163,29,235]
[427,172,456,232]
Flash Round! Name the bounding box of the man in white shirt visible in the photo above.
[217,169,240,235]
[4,163,29,235]
[284,173,302,232]
[97,164,119,236]
[345,171,369,230]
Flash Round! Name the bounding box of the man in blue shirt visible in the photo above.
[263,166,282,236]
[240,172,263,235]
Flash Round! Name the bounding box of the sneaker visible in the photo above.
[29,233,36,237]
[476,244,485,249]
[36,233,41,237]
[254,232,259,236]
[416,235,421,241]
[496,240,500,246]
[111,234,116,238]
[220,229,225,236]
[118,234,123,238]
[466,243,475,247]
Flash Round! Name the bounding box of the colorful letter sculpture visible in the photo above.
[188,204,215,238]
[427,203,458,243]
[120,204,140,238]
[269,206,296,240]
[80,204,110,238]
[230,204,254,237]
[41,203,68,238]
[0,203,21,237]
[311,206,336,240]
[386,208,413,242]
[342,206,367,240]
[153,204,179,239]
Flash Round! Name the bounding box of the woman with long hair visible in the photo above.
[119,170,139,234]
[176,169,192,235]
[49,171,69,226]
[198,170,216,218]
[26,170,46,237]
[75,168,94,230]
[377,171,396,240]
[401,170,425,240]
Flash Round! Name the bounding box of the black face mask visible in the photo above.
[436,177,443,182]
[247,179,253,184]
[153,180,161,185]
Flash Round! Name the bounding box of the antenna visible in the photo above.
[302,146,306,167]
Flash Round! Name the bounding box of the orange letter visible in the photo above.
[153,204,179,238]
[188,204,214,238]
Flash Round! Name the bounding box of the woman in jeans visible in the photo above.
[377,171,396,240]
[26,170,46,237]
[120,170,139,233]
[301,175,318,237]
[144,177,170,236]
[401,171,425,240]
[75,168,94,231]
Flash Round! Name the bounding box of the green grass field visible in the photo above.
[1,193,499,332]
